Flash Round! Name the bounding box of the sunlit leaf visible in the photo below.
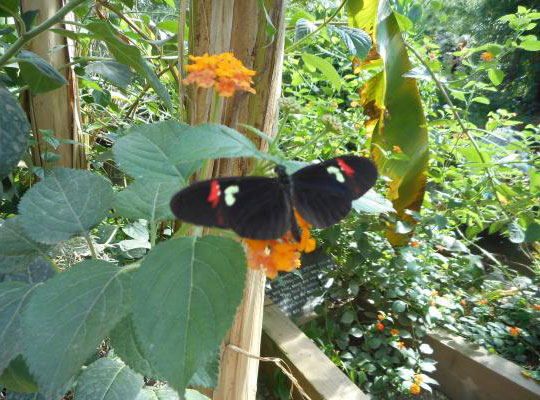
[301,53,342,91]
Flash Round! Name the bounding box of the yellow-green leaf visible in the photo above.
[301,53,342,91]
[351,0,428,246]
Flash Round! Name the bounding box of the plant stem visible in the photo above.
[286,0,348,53]
[84,233,98,259]
[404,41,510,219]
[0,0,89,68]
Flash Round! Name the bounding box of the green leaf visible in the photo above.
[0,356,39,393]
[368,337,382,349]
[301,53,342,91]
[85,21,173,111]
[392,300,407,313]
[185,390,211,400]
[472,96,490,105]
[110,316,158,379]
[257,0,276,40]
[519,39,540,51]
[132,236,246,396]
[76,358,144,400]
[508,221,525,244]
[112,121,201,181]
[0,0,18,16]
[189,351,219,389]
[21,260,133,398]
[115,180,180,224]
[525,223,540,243]
[352,189,395,214]
[329,26,372,60]
[0,86,30,179]
[0,218,53,274]
[18,169,113,244]
[0,282,39,373]
[182,124,271,162]
[487,68,505,86]
[294,18,317,41]
[136,386,181,400]
[419,343,433,354]
[18,51,68,94]
[86,61,133,89]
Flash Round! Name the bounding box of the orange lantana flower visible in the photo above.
[410,383,421,396]
[183,53,256,97]
[480,51,494,62]
[244,211,315,279]
[397,341,406,350]
[391,329,400,336]
[509,326,520,336]
[534,305,540,311]
[376,322,385,332]
[414,374,423,384]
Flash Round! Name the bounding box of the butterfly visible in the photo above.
[170,155,378,241]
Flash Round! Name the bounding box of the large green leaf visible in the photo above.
[18,169,113,244]
[352,189,395,214]
[132,236,246,397]
[329,26,372,60]
[21,260,133,398]
[85,21,173,111]
[136,386,181,400]
[294,18,317,41]
[0,282,39,374]
[0,0,18,16]
[0,86,30,179]
[18,51,68,94]
[110,315,158,379]
[351,0,428,246]
[115,180,180,224]
[112,121,201,181]
[76,358,144,400]
[0,218,53,274]
[301,53,342,91]
[179,124,271,162]
[85,60,133,89]
[0,257,55,284]
[0,356,39,393]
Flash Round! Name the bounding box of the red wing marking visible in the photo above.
[207,180,221,208]
[337,158,355,176]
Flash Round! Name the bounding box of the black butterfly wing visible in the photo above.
[291,155,378,228]
[170,177,291,240]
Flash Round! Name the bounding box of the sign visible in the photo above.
[265,250,335,319]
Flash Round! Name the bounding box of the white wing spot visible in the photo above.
[224,185,240,206]
[327,166,345,183]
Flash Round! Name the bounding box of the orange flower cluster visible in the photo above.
[478,299,488,305]
[509,326,520,336]
[183,53,256,97]
[480,51,494,62]
[244,211,316,279]
[376,322,385,332]
[397,341,406,350]
[410,383,421,396]
[410,374,423,396]
[534,305,540,311]
[391,329,400,336]
[392,145,403,154]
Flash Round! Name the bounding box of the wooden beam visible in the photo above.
[262,303,370,400]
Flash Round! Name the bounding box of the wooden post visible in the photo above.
[186,0,286,398]
[20,0,86,169]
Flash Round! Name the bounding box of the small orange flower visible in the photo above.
[460,299,467,306]
[534,305,540,311]
[391,329,400,336]
[397,341,406,349]
[414,374,423,384]
[410,383,421,396]
[478,299,488,305]
[480,51,494,62]
[377,313,385,321]
[245,211,315,279]
[431,290,439,297]
[409,240,421,248]
[376,322,385,332]
[184,53,256,97]
[392,145,403,154]
[509,327,520,336]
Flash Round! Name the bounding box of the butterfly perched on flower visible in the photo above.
[170,155,378,241]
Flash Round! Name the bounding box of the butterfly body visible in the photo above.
[170,155,378,241]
